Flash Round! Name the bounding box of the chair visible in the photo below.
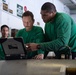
[55,46,71,59]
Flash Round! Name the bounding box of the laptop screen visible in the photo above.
[0,38,27,60]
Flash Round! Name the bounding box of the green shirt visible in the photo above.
[0,44,5,60]
[16,26,44,59]
[40,12,76,52]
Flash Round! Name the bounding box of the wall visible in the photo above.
[0,0,24,29]
[0,0,70,30]
[53,0,70,14]
[21,0,54,29]
[70,10,76,23]
[71,14,76,23]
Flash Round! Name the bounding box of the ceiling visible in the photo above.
[59,0,76,14]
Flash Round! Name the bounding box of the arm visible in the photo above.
[40,17,71,52]
[34,27,44,53]
[33,27,45,59]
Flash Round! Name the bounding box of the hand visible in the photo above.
[25,43,38,51]
[33,54,44,60]
[24,44,31,51]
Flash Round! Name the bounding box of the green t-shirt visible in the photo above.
[16,26,44,59]
[40,12,76,52]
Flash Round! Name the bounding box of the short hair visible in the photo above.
[41,2,57,12]
[1,25,9,31]
[22,11,34,21]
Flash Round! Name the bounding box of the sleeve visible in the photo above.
[15,30,21,37]
[39,17,71,52]
[34,27,45,54]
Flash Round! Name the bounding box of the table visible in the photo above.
[0,59,76,75]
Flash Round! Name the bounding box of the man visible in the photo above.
[26,2,76,59]
[0,25,9,38]
[0,25,9,60]
[16,11,44,59]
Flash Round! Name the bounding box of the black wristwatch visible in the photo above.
[37,44,41,49]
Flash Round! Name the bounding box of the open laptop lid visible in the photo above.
[0,38,27,60]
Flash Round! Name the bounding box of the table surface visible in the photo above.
[0,59,76,75]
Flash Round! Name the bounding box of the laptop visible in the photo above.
[0,38,27,60]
